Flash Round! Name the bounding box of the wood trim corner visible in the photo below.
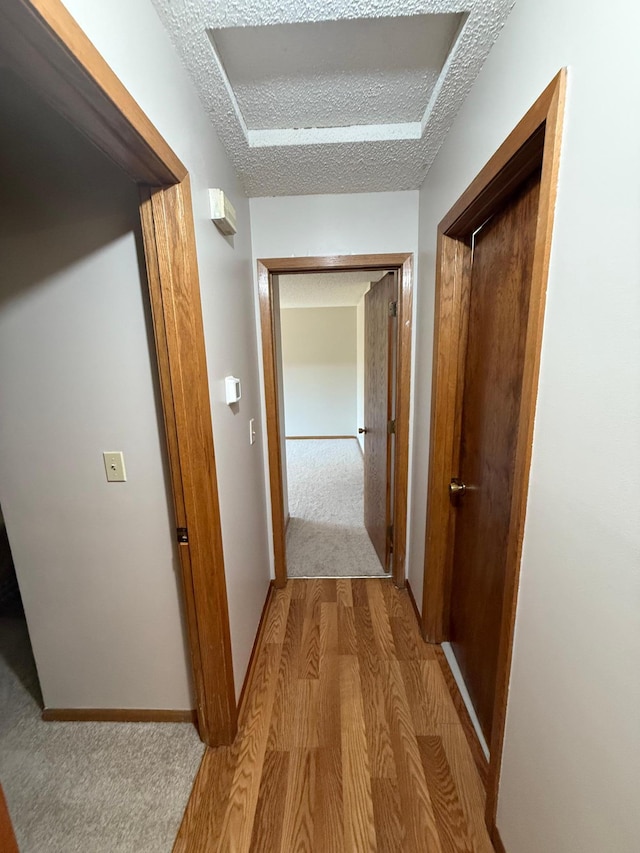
[492,826,507,853]
[0,0,186,185]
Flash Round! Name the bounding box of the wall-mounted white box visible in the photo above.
[225,376,241,404]
[209,188,237,236]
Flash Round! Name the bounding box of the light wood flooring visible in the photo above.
[173,578,493,852]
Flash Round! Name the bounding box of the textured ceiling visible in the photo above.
[279,272,385,308]
[209,14,462,130]
[151,0,515,196]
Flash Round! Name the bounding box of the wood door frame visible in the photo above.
[1,0,236,746]
[421,70,566,837]
[258,253,413,589]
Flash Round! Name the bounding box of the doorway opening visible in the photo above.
[421,71,566,840]
[276,270,396,578]
[1,0,236,746]
[258,254,413,588]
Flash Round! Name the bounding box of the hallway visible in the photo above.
[173,578,492,852]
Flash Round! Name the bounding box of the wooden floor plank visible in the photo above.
[438,725,494,853]
[172,744,237,853]
[366,578,398,660]
[315,746,344,852]
[280,748,316,853]
[383,660,443,853]
[298,579,323,679]
[267,598,304,751]
[340,655,377,852]
[371,777,406,853]
[418,735,475,853]
[216,642,282,852]
[262,583,292,645]
[336,578,353,608]
[248,750,289,853]
[401,660,460,735]
[174,578,493,852]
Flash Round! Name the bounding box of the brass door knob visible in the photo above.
[449,478,466,497]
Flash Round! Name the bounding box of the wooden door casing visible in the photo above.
[363,272,396,570]
[449,172,541,743]
[421,71,566,836]
[2,0,238,746]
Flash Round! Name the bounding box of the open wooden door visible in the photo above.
[363,272,397,570]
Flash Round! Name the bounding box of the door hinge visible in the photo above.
[387,418,396,435]
[177,527,189,544]
[388,300,398,317]
[387,524,394,550]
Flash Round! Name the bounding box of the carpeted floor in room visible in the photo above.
[0,618,204,853]
[285,437,387,578]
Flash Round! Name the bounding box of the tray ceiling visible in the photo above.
[151,0,515,196]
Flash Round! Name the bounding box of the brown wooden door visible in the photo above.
[449,171,541,743]
[363,272,397,570]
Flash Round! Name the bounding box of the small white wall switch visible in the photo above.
[225,376,242,405]
[209,188,237,236]
[103,451,126,482]
[249,418,256,446]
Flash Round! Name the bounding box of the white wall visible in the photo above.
[412,0,640,849]
[28,0,271,704]
[250,191,419,572]
[280,307,357,437]
[0,72,192,709]
[356,294,367,452]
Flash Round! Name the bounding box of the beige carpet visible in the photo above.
[0,618,204,852]
[285,438,387,577]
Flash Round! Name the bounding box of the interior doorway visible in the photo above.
[0,0,236,746]
[421,71,566,839]
[275,269,396,578]
[258,254,413,588]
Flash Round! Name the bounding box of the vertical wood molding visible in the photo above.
[258,262,288,588]
[420,70,567,835]
[485,69,567,830]
[392,255,414,587]
[140,180,237,745]
[4,0,238,749]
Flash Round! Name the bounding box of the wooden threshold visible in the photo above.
[42,708,197,724]
[285,435,356,440]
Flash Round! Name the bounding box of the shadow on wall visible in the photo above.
[0,69,138,306]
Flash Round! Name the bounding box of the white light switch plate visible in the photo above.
[103,451,126,482]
